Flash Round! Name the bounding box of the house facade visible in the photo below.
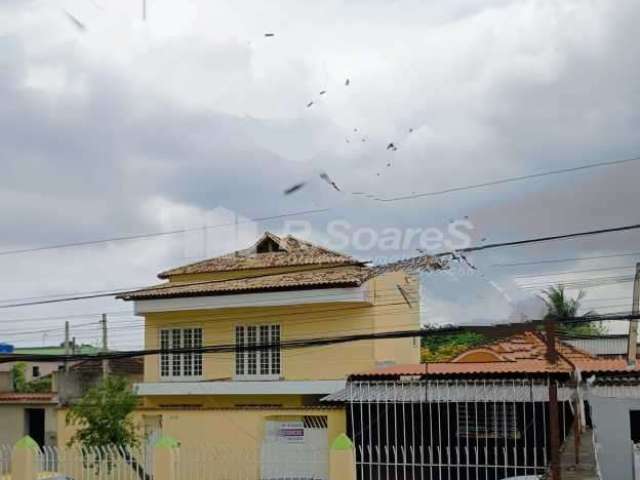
[58,232,440,477]
[331,329,640,480]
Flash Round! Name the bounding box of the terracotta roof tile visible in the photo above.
[158,233,363,278]
[0,392,56,403]
[120,265,371,300]
[355,331,597,379]
[574,358,640,373]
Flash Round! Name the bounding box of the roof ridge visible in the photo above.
[157,232,362,278]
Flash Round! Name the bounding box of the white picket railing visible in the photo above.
[0,445,151,480]
[0,443,328,480]
[0,444,11,477]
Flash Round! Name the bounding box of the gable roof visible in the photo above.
[158,232,363,278]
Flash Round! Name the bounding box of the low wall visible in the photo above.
[57,406,346,450]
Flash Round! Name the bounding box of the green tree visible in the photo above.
[421,330,487,362]
[66,376,140,449]
[11,363,51,393]
[540,285,606,336]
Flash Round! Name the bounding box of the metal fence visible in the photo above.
[345,378,576,480]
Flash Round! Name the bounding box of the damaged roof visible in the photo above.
[158,232,364,278]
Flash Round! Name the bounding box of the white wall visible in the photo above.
[588,393,640,480]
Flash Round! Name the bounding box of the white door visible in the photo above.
[261,416,328,480]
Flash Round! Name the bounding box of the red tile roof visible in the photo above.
[0,392,56,403]
[354,331,627,379]
[574,358,640,374]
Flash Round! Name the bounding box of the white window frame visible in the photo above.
[235,324,281,380]
[159,326,203,381]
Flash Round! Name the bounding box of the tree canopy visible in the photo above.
[10,362,51,393]
[66,376,140,449]
[421,330,487,362]
[540,285,606,336]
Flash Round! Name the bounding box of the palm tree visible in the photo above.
[539,285,605,335]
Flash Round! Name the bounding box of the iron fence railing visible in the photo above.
[346,378,574,480]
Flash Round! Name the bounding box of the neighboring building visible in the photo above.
[0,350,142,449]
[0,343,100,383]
[563,333,640,357]
[73,232,441,478]
[328,330,638,480]
[55,357,144,404]
[0,342,100,448]
[0,390,58,447]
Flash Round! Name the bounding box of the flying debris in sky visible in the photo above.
[459,253,478,270]
[319,90,327,95]
[264,33,275,37]
[319,172,341,191]
[306,101,314,108]
[345,78,350,86]
[345,138,350,143]
[353,128,358,132]
[386,163,391,167]
[283,182,306,195]
[409,128,414,133]
[361,137,366,142]
[386,142,397,151]
[63,10,87,32]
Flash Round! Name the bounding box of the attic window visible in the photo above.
[256,237,283,253]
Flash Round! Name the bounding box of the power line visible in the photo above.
[1,312,637,363]
[513,265,635,280]
[515,274,636,290]
[491,251,640,268]
[442,222,640,256]
[4,220,640,309]
[3,154,640,259]
[0,207,330,257]
[376,154,640,202]
[0,310,132,325]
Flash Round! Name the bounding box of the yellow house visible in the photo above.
[58,233,435,475]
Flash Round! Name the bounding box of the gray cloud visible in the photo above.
[1,0,640,347]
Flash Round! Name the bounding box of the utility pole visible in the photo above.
[545,318,562,480]
[627,263,640,366]
[101,313,109,379]
[63,321,70,372]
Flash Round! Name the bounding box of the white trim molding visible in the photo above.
[135,380,347,396]
[134,286,371,314]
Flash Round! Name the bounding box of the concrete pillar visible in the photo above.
[11,436,39,480]
[153,435,179,480]
[329,433,356,480]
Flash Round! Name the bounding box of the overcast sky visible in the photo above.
[1,0,640,349]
